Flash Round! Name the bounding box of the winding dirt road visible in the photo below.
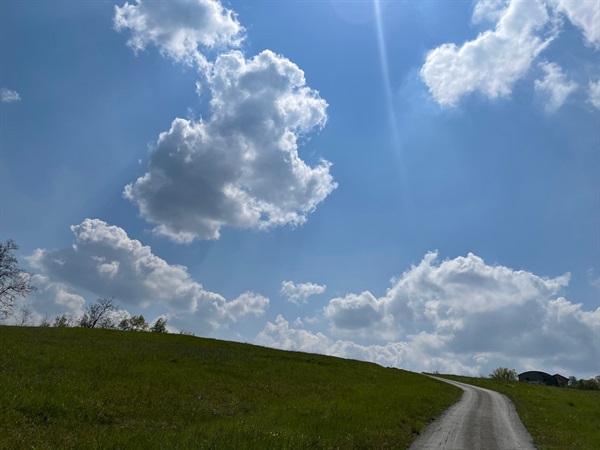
[409,376,537,450]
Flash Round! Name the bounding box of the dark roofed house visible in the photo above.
[519,371,558,386]
[518,371,568,387]
[553,374,568,388]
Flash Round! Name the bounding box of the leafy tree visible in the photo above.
[97,317,117,329]
[150,317,168,333]
[118,315,149,332]
[489,367,518,382]
[0,240,36,320]
[79,297,117,328]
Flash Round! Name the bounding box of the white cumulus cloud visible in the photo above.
[116,1,336,242]
[1,88,21,103]
[534,61,578,111]
[24,275,86,319]
[422,0,600,107]
[27,219,269,329]
[421,0,555,107]
[324,252,571,339]
[280,280,326,304]
[324,291,394,340]
[125,50,336,242]
[549,0,600,47]
[114,0,243,69]
[258,252,599,377]
[472,0,509,24]
[257,315,333,354]
[221,292,270,323]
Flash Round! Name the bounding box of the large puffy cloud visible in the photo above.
[324,252,571,340]
[116,0,336,242]
[421,0,555,107]
[125,50,336,242]
[280,280,326,304]
[421,0,600,107]
[534,61,578,112]
[258,252,599,377]
[27,219,268,329]
[114,0,243,68]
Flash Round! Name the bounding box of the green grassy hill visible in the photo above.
[437,374,600,449]
[0,327,461,449]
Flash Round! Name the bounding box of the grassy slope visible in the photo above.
[0,327,461,449]
[438,374,600,449]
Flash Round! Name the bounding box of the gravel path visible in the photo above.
[409,376,537,450]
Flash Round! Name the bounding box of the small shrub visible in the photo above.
[490,367,518,382]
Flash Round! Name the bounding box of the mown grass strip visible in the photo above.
[0,327,461,449]
[437,374,600,449]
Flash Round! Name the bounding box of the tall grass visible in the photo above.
[438,374,600,449]
[0,327,461,449]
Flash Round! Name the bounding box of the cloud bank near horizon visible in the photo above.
[258,252,599,377]
[26,219,269,331]
[17,226,599,377]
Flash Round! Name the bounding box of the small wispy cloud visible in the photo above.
[588,80,600,110]
[586,268,600,288]
[1,88,21,103]
[280,280,326,304]
[534,61,578,112]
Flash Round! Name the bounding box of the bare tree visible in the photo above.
[79,297,117,328]
[0,239,37,320]
[14,303,34,326]
[39,312,51,327]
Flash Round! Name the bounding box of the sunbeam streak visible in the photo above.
[373,0,398,147]
[373,0,410,211]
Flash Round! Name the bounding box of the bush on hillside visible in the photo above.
[490,367,518,382]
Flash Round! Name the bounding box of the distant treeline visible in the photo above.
[568,378,600,391]
[9,297,170,334]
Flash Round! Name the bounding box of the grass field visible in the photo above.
[0,327,461,449]
[437,374,600,449]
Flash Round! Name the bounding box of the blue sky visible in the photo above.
[1,0,599,378]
